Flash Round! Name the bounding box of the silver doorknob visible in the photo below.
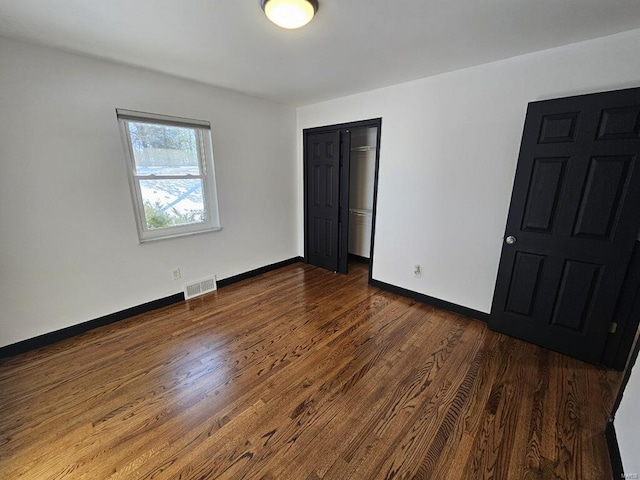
[505,236,517,245]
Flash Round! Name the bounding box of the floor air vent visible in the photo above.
[184,276,217,300]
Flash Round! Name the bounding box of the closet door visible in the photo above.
[304,120,381,276]
[338,131,351,273]
[305,131,343,272]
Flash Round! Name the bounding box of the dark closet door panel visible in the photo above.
[306,132,341,271]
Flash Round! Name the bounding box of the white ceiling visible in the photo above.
[2,0,640,106]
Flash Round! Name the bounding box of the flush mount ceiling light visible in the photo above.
[261,0,318,29]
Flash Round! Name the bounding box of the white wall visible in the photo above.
[617,352,640,475]
[0,38,298,347]
[297,28,640,313]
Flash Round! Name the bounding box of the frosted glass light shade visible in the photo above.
[262,0,318,29]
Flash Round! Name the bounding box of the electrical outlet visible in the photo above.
[171,268,181,281]
[414,264,422,278]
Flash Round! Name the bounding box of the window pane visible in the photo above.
[128,122,201,176]
[140,179,207,229]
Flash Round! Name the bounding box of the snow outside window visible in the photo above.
[117,109,221,242]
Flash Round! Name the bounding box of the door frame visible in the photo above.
[303,118,382,281]
[601,241,640,370]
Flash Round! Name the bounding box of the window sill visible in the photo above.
[139,226,223,243]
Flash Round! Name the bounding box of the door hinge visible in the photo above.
[608,322,618,334]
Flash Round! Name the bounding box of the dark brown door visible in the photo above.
[305,131,350,272]
[490,87,640,364]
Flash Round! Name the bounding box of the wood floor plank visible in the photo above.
[436,333,514,479]
[0,262,621,479]
[459,329,531,479]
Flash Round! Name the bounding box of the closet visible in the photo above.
[303,118,381,275]
[348,126,377,260]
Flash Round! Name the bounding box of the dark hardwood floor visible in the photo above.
[0,262,621,479]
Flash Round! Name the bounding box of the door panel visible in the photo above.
[538,112,579,143]
[549,259,602,332]
[504,252,545,317]
[306,131,341,271]
[491,87,640,364]
[521,157,567,232]
[337,131,351,274]
[572,156,631,239]
[596,106,640,140]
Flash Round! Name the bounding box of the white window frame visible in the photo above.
[116,109,221,242]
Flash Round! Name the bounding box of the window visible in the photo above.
[117,109,220,242]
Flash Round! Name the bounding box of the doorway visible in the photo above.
[303,118,382,279]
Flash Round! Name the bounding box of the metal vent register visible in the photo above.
[184,276,217,300]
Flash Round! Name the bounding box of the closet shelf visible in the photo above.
[349,208,373,217]
[351,146,376,152]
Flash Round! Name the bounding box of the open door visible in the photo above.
[304,130,350,273]
[490,87,640,364]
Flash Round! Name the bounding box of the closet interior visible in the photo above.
[348,126,378,261]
